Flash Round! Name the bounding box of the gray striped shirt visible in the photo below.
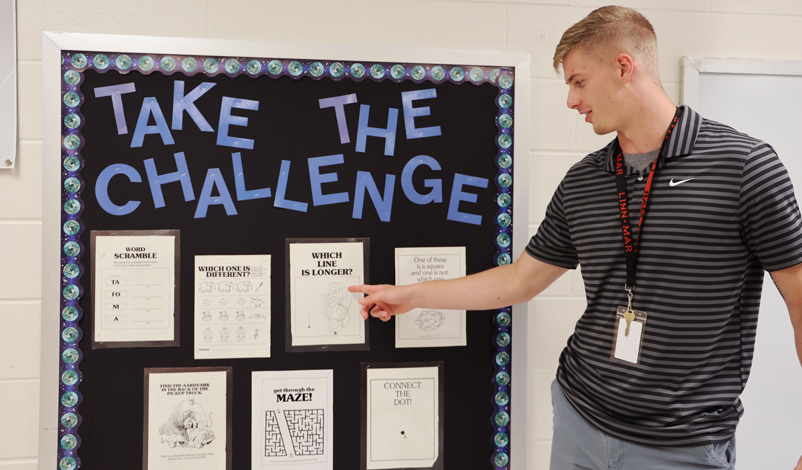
[526,105,802,446]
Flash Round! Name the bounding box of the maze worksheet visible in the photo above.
[264,412,286,457]
[252,370,333,470]
[264,410,325,457]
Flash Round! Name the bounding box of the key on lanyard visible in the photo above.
[624,286,635,336]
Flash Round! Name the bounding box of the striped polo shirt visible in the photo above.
[527,105,802,446]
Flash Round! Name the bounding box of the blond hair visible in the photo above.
[553,6,660,84]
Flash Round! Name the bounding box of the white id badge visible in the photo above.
[611,306,647,365]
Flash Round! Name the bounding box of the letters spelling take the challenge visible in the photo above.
[92,81,491,225]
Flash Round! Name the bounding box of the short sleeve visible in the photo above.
[739,142,802,271]
[526,180,579,269]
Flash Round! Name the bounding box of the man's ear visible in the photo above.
[616,53,635,83]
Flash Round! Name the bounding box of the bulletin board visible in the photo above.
[40,33,531,470]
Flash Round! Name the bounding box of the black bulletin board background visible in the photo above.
[75,65,501,469]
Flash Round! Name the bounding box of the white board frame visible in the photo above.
[681,56,802,107]
[40,32,532,470]
[0,0,16,169]
[681,55,802,469]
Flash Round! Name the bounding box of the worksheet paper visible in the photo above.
[365,366,440,469]
[194,255,271,360]
[394,247,466,348]
[145,368,230,470]
[288,240,365,347]
[251,370,334,470]
[93,234,176,344]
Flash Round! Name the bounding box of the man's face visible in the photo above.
[563,48,624,136]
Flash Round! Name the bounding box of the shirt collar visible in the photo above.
[598,105,702,174]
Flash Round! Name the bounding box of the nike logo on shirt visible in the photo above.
[669,178,694,187]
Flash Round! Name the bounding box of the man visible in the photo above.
[350,6,802,470]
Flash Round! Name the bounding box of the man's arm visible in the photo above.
[348,253,568,321]
[768,262,802,367]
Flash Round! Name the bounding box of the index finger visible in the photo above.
[348,284,383,295]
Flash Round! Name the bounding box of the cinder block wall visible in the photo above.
[4,1,802,469]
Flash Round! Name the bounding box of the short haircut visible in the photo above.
[553,6,660,84]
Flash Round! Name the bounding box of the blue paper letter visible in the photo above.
[94,83,136,135]
[319,94,358,144]
[232,152,271,201]
[195,168,238,218]
[144,152,195,209]
[355,104,398,156]
[274,160,308,212]
[131,97,175,148]
[402,155,443,204]
[217,96,259,149]
[308,155,349,206]
[95,164,141,215]
[401,89,441,139]
[447,173,488,225]
[353,172,395,222]
[173,81,216,132]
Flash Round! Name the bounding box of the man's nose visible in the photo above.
[567,90,579,109]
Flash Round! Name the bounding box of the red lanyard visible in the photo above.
[614,107,681,291]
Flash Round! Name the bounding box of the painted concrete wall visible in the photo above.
[4,0,802,468]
